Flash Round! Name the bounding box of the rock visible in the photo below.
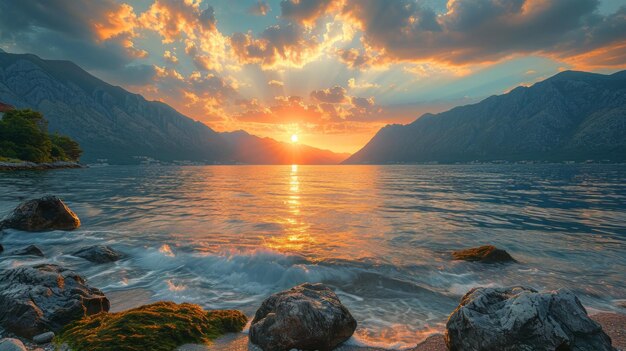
[0,244,3,253]
[0,264,109,338]
[0,338,26,351]
[249,283,357,351]
[58,302,247,351]
[451,245,515,263]
[72,245,122,263]
[0,196,80,232]
[33,331,55,344]
[10,245,44,257]
[445,286,616,351]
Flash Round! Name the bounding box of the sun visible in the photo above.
[291,134,299,143]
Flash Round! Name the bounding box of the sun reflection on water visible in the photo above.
[265,165,314,251]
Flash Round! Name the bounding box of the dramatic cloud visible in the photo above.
[142,67,240,122]
[341,0,626,68]
[280,0,338,25]
[0,0,153,85]
[230,23,322,68]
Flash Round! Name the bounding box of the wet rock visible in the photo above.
[451,245,515,263]
[0,196,80,232]
[72,245,122,263]
[0,264,109,338]
[250,283,357,351]
[0,338,26,351]
[10,245,44,257]
[58,302,247,351]
[0,244,3,253]
[32,332,55,344]
[445,286,616,351]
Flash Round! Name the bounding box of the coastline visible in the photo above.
[106,289,625,351]
[0,161,84,171]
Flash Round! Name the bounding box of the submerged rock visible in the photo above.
[72,245,122,263]
[0,264,109,338]
[445,286,616,351]
[0,196,80,232]
[249,283,357,351]
[451,245,515,263]
[58,302,247,351]
[0,339,27,351]
[10,244,44,257]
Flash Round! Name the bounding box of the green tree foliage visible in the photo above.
[51,134,82,160]
[0,109,82,162]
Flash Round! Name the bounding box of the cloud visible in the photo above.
[348,78,380,89]
[337,48,377,70]
[230,23,322,68]
[249,1,270,16]
[268,80,285,87]
[140,67,240,122]
[0,0,153,85]
[139,0,228,71]
[280,0,337,25]
[310,86,349,103]
[163,50,179,64]
[341,0,626,68]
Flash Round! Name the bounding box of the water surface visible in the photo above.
[1,165,625,349]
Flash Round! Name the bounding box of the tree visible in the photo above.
[0,108,82,162]
[0,109,51,162]
[51,134,82,161]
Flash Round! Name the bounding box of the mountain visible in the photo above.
[222,130,350,164]
[344,70,626,164]
[0,52,347,164]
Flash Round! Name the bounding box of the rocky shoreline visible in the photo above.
[0,196,624,351]
[0,161,84,171]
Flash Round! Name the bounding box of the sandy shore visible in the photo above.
[176,313,625,351]
[34,290,625,351]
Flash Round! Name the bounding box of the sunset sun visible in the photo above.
[291,134,299,143]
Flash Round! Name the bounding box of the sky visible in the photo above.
[0,0,625,153]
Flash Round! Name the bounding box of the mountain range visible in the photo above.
[0,52,347,164]
[345,70,626,164]
[1,51,625,165]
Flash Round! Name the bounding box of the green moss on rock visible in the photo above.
[452,245,516,263]
[58,302,247,351]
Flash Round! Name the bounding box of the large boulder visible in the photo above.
[249,283,357,351]
[451,245,515,263]
[0,196,80,232]
[72,245,122,263]
[445,286,615,351]
[0,264,109,338]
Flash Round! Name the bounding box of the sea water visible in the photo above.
[1,164,625,349]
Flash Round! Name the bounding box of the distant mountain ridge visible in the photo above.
[345,70,626,164]
[0,52,347,164]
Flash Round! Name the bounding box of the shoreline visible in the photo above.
[0,161,84,171]
[106,288,625,351]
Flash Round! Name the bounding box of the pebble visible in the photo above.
[32,333,54,345]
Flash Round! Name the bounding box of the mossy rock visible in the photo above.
[57,301,247,351]
[452,245,516,263]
